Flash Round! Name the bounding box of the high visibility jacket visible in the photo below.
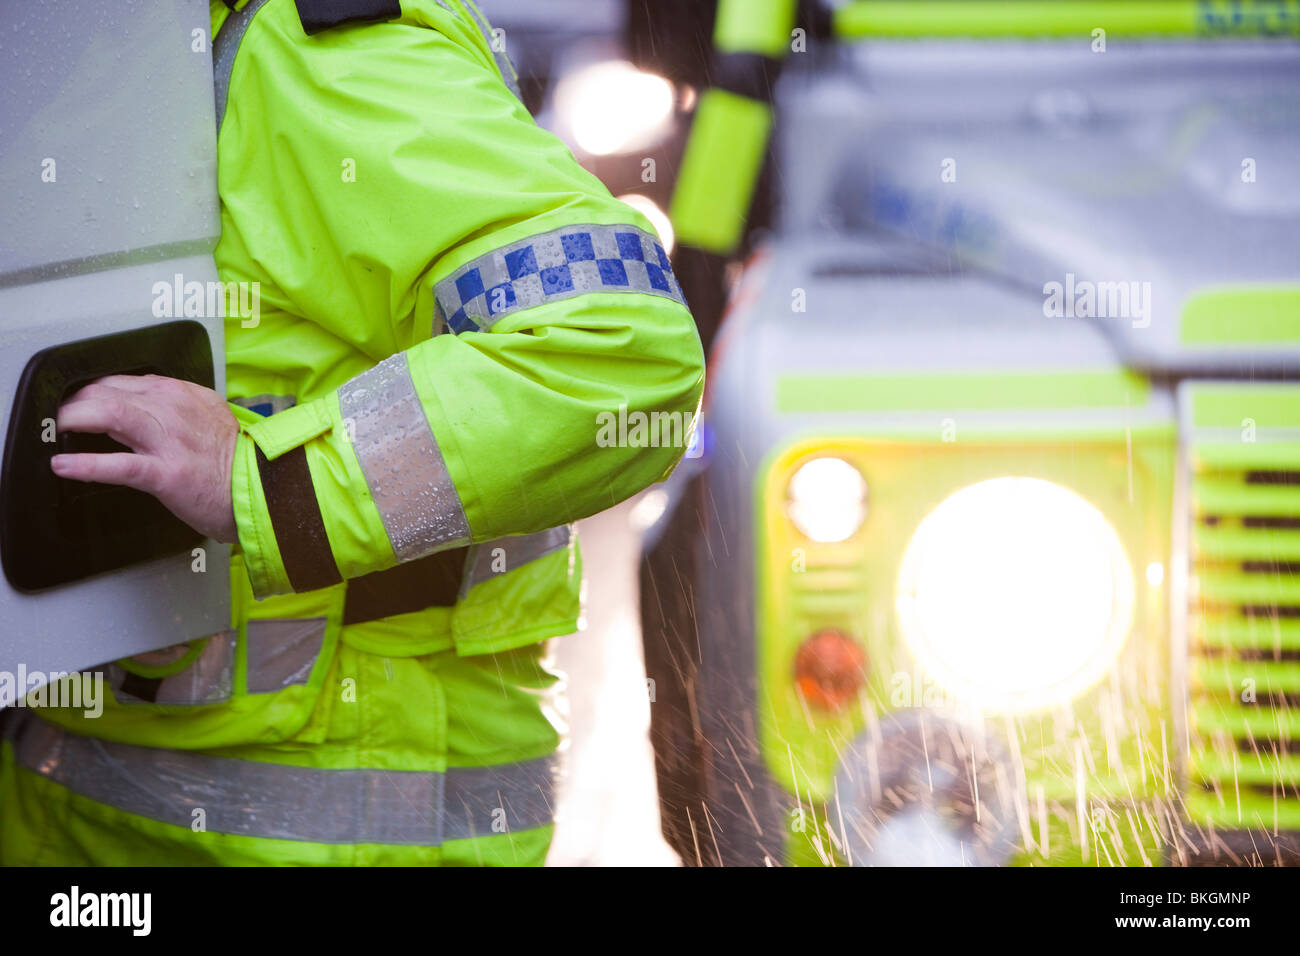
[0,0,704,865]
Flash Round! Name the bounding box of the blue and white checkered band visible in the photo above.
[433,223,687,335]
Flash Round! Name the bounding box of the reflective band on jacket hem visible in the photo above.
[462,525,574,597]
[11,717,557,846]
[213,0,272,130]
[338,354,471,562]
[434,223,687,334]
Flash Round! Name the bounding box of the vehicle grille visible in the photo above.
[1184,383,1300,836]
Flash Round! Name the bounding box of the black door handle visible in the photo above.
[0,320,216,591]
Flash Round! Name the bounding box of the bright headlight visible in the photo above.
[554,61,675,157]
[786,457,868,543]
[896,477,1133,714]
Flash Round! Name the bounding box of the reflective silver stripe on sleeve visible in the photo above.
[461,524,574,597]
[108,632,237,706]
[245,618,327,693]
[10,715,557,846]
[434,223,687,334]
[338,354,472,563]
[213,0,272,131]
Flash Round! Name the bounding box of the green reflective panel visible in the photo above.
[833,1,1300,39]
[777,370,1151,413]
[1189,384,1300,430]
[1181,287,1300,344]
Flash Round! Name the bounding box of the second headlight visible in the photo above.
[786,457,868,543]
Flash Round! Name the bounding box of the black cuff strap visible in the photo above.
[294,0,401,36]
[256,445,343,592]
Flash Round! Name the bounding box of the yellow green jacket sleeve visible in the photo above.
[219,0,705,598]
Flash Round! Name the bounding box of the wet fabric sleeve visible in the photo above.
[223,1,705,597]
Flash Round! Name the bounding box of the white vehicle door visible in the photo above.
[0,0,229,705]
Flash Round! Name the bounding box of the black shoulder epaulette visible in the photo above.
[291,0,402,36]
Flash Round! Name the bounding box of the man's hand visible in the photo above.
[51,374,240,544]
